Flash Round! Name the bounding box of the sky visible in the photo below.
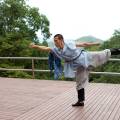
[28,0,120,41]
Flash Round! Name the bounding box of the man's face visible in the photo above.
[54,36,62,48]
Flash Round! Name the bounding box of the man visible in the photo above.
[30,34,120,107]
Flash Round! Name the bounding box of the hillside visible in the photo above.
[75,35,103,43]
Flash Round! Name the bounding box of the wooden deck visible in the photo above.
[0,77,120,120]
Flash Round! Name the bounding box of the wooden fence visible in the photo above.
[0,57,120,78]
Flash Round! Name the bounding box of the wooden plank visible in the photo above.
[0,77,74,120]
[15,89,74,120]
[52,85,99,120]
[103,86,120,120]
[0,77,120,120]
[81,85,118,120]
[68,84,110,120]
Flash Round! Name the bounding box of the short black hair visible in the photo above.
[54,34,64,40]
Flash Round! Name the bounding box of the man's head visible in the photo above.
[54,34,64,48]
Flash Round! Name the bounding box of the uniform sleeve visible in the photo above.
[65,40,76,50]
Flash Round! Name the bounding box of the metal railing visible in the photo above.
[0,57,120,78]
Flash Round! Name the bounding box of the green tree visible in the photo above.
[0,0,51,57]
[0,0,51,78]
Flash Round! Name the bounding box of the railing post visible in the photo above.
[32,59,35,79]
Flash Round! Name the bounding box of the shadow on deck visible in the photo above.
[0,77,120,120]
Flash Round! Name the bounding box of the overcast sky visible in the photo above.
[28,0,120,40]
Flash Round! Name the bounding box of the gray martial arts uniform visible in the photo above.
[52,40,111,90]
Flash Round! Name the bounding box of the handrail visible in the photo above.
[90,72,120,76]
[0,57,120,61]
[109,58,120,61]
[0,57,48,60]
[0,57,120,78]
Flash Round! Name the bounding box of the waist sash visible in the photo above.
[65,50,84,62]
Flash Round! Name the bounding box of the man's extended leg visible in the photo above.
[89,49,111,67]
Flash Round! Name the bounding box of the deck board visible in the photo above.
[0,77,120,120]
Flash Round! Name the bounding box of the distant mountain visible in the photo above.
[75,35,103,43]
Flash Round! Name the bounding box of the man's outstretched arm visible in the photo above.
[29,43,52,52]
[76,42,100,47]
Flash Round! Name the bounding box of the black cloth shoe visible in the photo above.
[110,48,120,55]
[72,101,84,107]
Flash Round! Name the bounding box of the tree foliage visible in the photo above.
[0,0,51,56]
[0,0,51,78]
[0,0,50,39]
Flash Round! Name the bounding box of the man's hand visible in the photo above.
[29,43,35,48]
